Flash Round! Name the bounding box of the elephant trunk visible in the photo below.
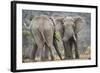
[73,34,80,59]
[24,18,31,30]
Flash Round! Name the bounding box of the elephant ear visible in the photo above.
[74,16,85,33]
[54,16,65,31]
[54,16,65,25]
[54,16,65,37]
[50,16,65,31]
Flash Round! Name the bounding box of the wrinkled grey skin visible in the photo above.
[24,15,62,61]
[53,16,84,59]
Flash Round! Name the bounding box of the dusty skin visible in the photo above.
[22,10,91,63]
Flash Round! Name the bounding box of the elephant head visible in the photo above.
[53,16,84,42]
[53,16,85,59]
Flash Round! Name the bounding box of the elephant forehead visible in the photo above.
[55,23,62,29]
[65,17,73,20]
[64,21,74,27]
[64,17,74,22]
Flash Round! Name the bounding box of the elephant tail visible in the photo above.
[49,17,56,31]
[38,29,46,44]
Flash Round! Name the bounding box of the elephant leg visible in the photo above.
[63,40,73,59]
[63,41,70,59]
[31,44,38,61]
[68,38,74,59]
[44,45,50,60]
[37,47,43,61]
[40,44,46,61]
[66,41,73,59]
[73,34,79,59]
[74,41,79,59]
[49,46,55,61]
[63,41,67,59]
[32,29,45,61]
[35,43,44,61]
[53,38,62,60]
[45,43,55,60]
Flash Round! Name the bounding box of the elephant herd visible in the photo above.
[23,15,84,62]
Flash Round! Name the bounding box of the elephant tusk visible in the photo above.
[73,35,76,41]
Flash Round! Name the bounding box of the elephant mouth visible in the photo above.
[62,37,69,42]
[62,34,76,42]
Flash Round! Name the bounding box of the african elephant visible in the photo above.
[24,15,62,61]
[52,16,84,59]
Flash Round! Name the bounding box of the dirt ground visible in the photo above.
[23,46,91,63]
[23,53,91,63]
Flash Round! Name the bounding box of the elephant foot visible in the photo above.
[75,52,80,59]
[31,59,37,62]
[64,56,73,60]
[50,55,55,61]
[41,57,49,61]
[50,55,56,61]
[75,55,80,59]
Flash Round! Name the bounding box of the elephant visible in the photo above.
[52,16,84,59]
[23,15,62,61]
